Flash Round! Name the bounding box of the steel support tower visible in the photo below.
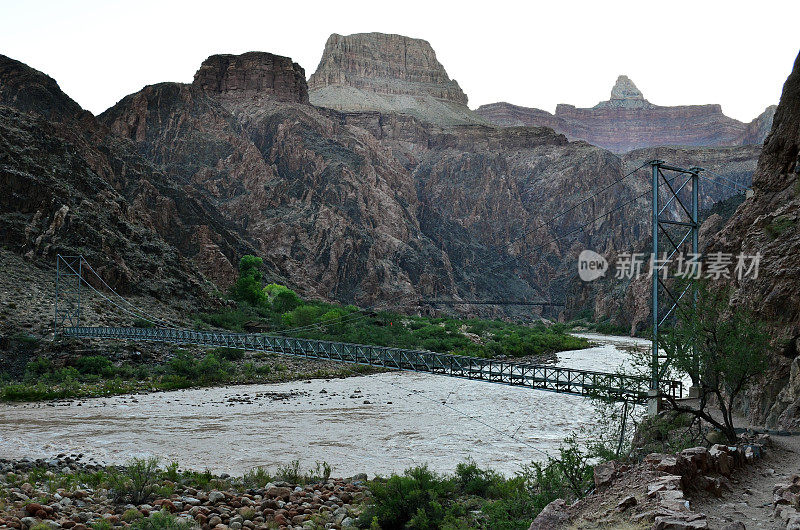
[54,254,84,335]
[649,160,702,412]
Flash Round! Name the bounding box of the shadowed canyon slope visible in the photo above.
[707,50,800,430]
[0,54,255,308]
[476,75,776,153]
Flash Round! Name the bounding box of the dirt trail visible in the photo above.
[691,431,800,529]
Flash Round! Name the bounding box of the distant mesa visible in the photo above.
[476,75,775,153]
[308,32,485,126]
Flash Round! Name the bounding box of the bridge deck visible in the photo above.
[62,326,682,403]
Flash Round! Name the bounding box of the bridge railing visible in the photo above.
[62,326,682,403]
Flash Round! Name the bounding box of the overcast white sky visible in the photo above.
[2,0,798,121]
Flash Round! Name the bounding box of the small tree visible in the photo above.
[263,283,302,313]
[660,279,770,442]
[230,255,268,306]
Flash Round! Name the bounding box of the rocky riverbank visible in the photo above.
[0,456,369,530]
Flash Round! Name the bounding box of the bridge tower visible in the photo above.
[649,160,702,413]
[54,254,84,336]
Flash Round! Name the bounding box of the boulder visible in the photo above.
[528,499,569,530]
[679,447,712,473]
[615,495,637,512]
[593,461,617,489]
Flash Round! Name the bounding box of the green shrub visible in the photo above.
[24,357,53,379]
[241,467,272,489]
[129,510,192,530]
[281,305,323,328]
[307,461,332,483]
[265,284,303,313]
[122,509,144,522]
[211,347,245,362]
[108,457,160,504]
[360,466,457,530]
[74,356,116,377]
[132,318,155,328]
[454,460,502,497]
[162,461,180,483]
[198,309,253,332]
[766,214,797,238]
[276,460,302,484]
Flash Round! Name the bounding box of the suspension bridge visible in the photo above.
[51,161,750,407]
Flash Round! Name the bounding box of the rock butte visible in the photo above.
[308,32,484,126]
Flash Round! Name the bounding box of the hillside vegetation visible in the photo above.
[196,256,589,359]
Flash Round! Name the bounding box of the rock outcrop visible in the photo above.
[308,32,483,126]
[742,104,777,145]
[193,52,308,103]
[706,50,800,430]
[476,76,775,152]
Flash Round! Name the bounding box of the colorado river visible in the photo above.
[0,334,649,477]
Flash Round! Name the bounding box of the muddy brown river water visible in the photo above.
[0,334,650,477]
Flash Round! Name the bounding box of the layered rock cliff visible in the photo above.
[308,32,484,126]
[476,75,774,152]
[706,51,800,430]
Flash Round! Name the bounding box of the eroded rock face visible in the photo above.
[707,50,800,429]
[0,54,252,302]
[742,104,777,146]
[308,32,482,126]
[476,76,774,152]
[193,52,308,103]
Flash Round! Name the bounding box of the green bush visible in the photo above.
[198,309,253,332]
[276,460,302,484]
[361,466,458,530]
[454,460,502,497]
[74,356,116,378]
[265,283,303,313]
[165,351,231,384]
[281,305,323,328]
[211,347,245,362]
[241,467,273,489]
[122,509,144,522]
[129,510,192,530]
[108,457,160,504]
[24,357,53,379]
